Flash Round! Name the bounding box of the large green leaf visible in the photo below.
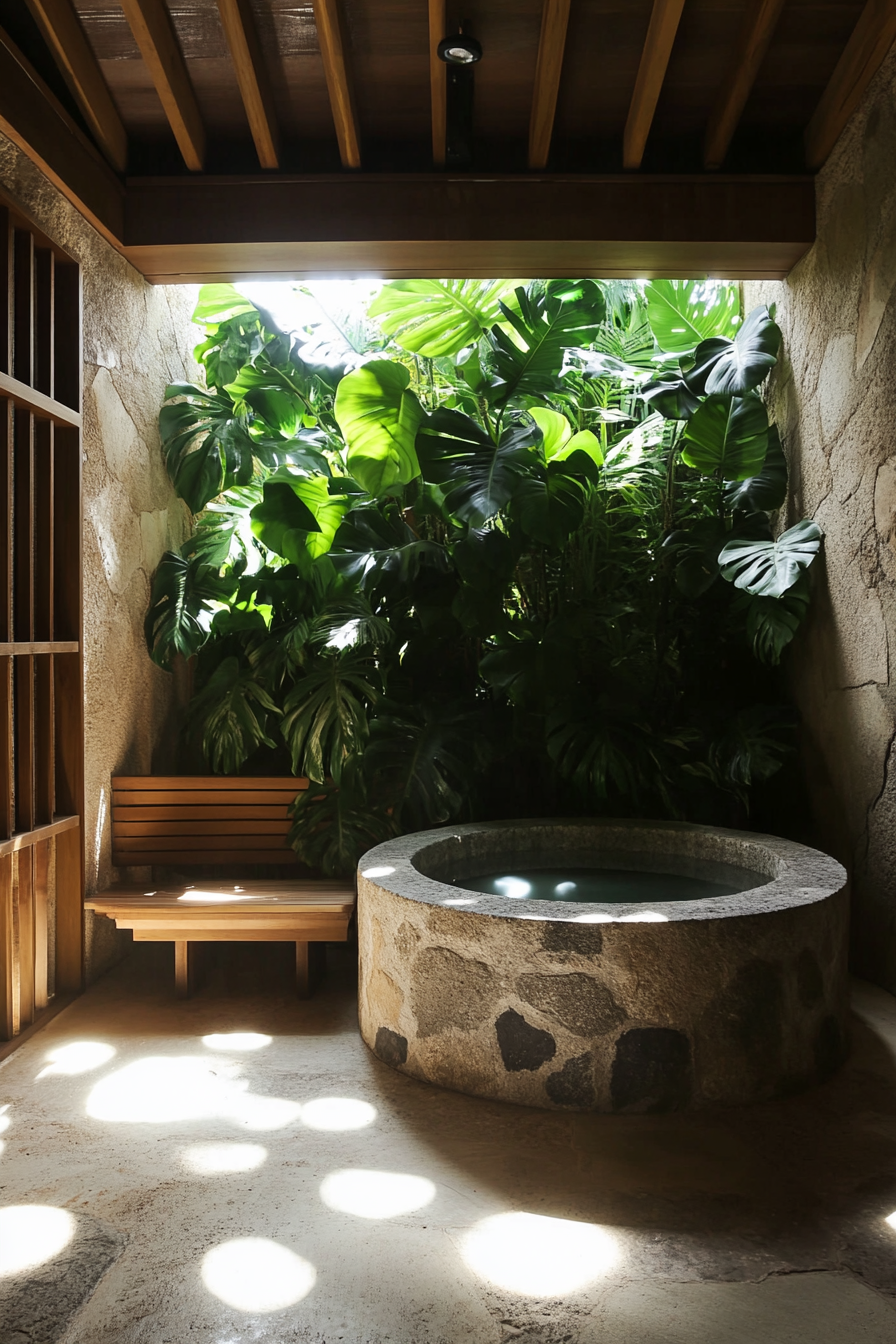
[645,280,740,355]
[251,471,350,563]
[280,649,378,783]
[529,407,572,457]
[418,412,540,524]
[190,656,280,774]
[287,763,394,877]
[736,572,811,664]
[487,280,606,404]
[719,519,822,597]
[724,424,787,512]
[160,384,257,513]
[681,393,769,480]
[684,306,782,397]
[144,549,236,668]
[192,283,258,326]
[640,373,701,421]
[512,461,588,547]
[333,360,423,496]
[332,505,449,590]
[365,702,477,828]
[368,280,519,357]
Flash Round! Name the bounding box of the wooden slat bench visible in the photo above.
[85,776,355,999]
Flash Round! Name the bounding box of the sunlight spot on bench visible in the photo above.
[177,892,251,903]
[201,1237,316,1311]
[182,1142,267,1174]
[36,1042,116,1079]
[300,1098,377,1131]
[0,1206,76,1276]
[202,1033,272,1052]
[320,1169,436,1219]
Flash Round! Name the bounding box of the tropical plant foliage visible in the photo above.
[148,277,822,873]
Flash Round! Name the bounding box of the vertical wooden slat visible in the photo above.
[53,261,80,411]
[33,839,49,1011]
[0,853,13,1037]
[0,658,12,840]
[33,419,53,639]
[0,400,11,642]
[0,207,11,376]
[13,408,33,642]
[34,248,54,396]
[54,822,82,992]
[15,848,34,1028]
[428,0,446,166]
[53,425,79,641]
[14,657,35,834]
[13,230,34,387]
[34,656,54,825]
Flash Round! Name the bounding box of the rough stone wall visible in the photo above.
[746,46,896,994]
[0,135,197,980]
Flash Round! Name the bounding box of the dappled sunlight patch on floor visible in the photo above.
[320,1169,436,1219]
[300,1098,377,1131]
[0,1206,76,1276]
[36,1042,116,1079]
[886,1210,896,1231]
[201,1237,316,1311]
[202,1033,272,1052]
[460,1212,619,1297]
[0,1105,9,1134]
[85,1057,301,1130]
[181,1142,268,1174]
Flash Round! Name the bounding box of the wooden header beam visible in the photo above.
[428,0,446,166]
[120,0,206,171]
[529,0,572,170]
[311,0,361,169]
[216,0,280,170]
[25,0,128,172]
[624,0,686,170]
[805,0,896,169]
[704,0,785,170]
[121,173,814,282]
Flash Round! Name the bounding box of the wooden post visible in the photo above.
[296,941,310,999]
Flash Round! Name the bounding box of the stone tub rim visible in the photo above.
[357,817,847,924]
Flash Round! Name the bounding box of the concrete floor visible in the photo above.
[2,943,896,1343]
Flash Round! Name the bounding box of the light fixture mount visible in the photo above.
[437,35,482,65]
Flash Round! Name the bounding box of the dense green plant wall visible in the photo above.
[146,278,821,874]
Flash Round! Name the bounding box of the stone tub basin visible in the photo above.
[357,819,848,1112]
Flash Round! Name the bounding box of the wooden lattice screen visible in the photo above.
[0,196,83,1041]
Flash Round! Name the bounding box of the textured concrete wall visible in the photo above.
[0,135,196,980]
[746,46,896,994]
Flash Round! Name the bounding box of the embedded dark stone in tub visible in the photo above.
[542,920,603,957]
[611,1028,692,1112]
[546,1053,596,1108]
[357,817,848,1110]
[797,947,825,1006]
[496,1008,557,1072]
[815,1014,847,1079]
[517,972,626,1038]
[411,946,498,1037]
[375,1026,408,1066]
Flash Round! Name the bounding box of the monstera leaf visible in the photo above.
[333,360,423,495]
[719,519,822,597]
[512,462,588,547]
[681,393,768,480]
[368,280,519,357]
[737,573,811,664]
[645,280,740,355]
[487,280,606,404]
[529,407,572,457]
[250,470,350,563]
[683,306,782,397]
[190,656,280,775]
[192,283,257,325]
[641,373,701,421]
[365,701,477,828]
[144,549,237,668]
[160,384,258,513]
[418,410,540,525]
[724,425,787,512]
[280,648,379,783]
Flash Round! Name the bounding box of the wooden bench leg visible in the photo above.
[175,941,195,999]
[296,942,310,999]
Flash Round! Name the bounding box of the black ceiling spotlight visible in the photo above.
[437,27,482,167]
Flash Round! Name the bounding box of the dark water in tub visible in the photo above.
[450,853,770,903]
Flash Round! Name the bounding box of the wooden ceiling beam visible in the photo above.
[0,25,124,247]
[311,0,361,169]
[529,0,572,170]
[623,0,686,171]
[805,0,896,169]
[24,0,128,172]
[216,0,280,169]
[704,0,786,170]
[428,0,446,166]
[119,0,206,171]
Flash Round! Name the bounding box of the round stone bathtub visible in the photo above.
[357,819,849,1112]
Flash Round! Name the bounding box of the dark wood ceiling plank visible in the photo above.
[24,0,128,171]
[119,0,206,171]
[428,0,446,166]
[804,0,896,169]
[0,25,124,246]
[216,0,280,169]
[311,0,361,168]
[703,0,786,169]
[121,172,814,281]
[528,0,571,170]
[623,0,687,171]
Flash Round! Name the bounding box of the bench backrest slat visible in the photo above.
[111,776,310,868]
